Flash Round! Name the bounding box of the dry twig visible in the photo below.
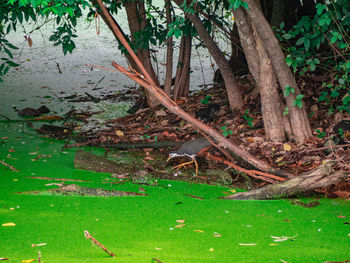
[0,160,18,172]
[84,230,116,257]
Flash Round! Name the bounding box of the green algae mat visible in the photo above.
[1,123,349,263]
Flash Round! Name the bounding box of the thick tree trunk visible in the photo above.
[256,35,286,141]
[91,0,138,70]
[173,34,191,99]
[233,8,260,83]
[235,7,287,141]
[244,0,312,144]
[124,0,160,108]
[164,0,174,96]
[223,162,347,200]
[172,0,243,112]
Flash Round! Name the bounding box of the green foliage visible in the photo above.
[243,109,253,127]
[200,94,212,105]
[283,85,295,97]
[292,94,304,109]
[318,68,350,114]
[0,0,90,80]
[276,0,349,114]
[228,0,249,10]
[220,125,232,137]
[314,129,326,139]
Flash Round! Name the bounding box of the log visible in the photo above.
[222,162,348,200]
[74,150,119,173]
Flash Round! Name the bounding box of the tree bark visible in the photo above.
[124,0,160,108]
[256,34,286,141]
[173,34,191,99]
[164,0,174,96]
[234,7,287,141]
[94,0,292,178]
[223,162,347,200]
[244,0,312,144]
[233,8,259,83]
[90,0,138,70]
[172,0,243,111]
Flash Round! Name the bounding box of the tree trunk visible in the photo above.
[172,0,243,112]
[91,0,138,70]
[173,34,191,99]
[256,34,286,141]
[235,7,287,141]
[164,0,174,96]
[223,162,347,200]
[124,0,160,108]
[244,0,312,144]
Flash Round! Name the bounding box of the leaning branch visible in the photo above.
[94,0,291,179]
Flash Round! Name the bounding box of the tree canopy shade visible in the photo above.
[0,0,349,145]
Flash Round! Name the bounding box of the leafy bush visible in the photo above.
[276,0,349,114]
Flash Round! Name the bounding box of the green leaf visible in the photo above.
[282,33,292,40]
[295,37,304,46]
[5,60,19,67]
[296,94,304,100]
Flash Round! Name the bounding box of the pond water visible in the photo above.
[0,122,349,262]
[0,9,215,120]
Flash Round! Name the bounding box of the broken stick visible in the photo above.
[84,230,116,257]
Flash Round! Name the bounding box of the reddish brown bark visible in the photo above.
[173,34,191,99]
[95,0,291,178]
[124,0,160,108]
[172,0,243,111]
[164,0,174,96]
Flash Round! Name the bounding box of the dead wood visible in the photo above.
[74,150,119,173]
[84,230,116,257]
[94,0,291,179]
[222,161,348,200]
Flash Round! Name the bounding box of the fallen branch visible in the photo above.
[0,160,18,172]
[206,153,285,183]
[222,161,347,200]
[94,0,292,179]
[84,230,116,257]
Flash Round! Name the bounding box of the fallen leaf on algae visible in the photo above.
[175,224,186,228]
[213,232,221,237]
[271,234,298,242]
[0,258,9,261]
[194,230,204,233]
[239,243,256,246]
[283,143,292,151]
[176,219,185,223]
[31,243,47,247]
[2,223,15,227]
[22,259,35,263]
[209,248,214,252]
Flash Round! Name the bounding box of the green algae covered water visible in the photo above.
[0,123,349,262]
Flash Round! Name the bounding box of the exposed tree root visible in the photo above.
[222,161,348,200]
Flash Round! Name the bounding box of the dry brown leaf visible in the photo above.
[283,143,292,152]
[155,110,167,117]
[115,130,124,137]
[27,36,33,47]
[176,219,185,223]
[175,224,186,228]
